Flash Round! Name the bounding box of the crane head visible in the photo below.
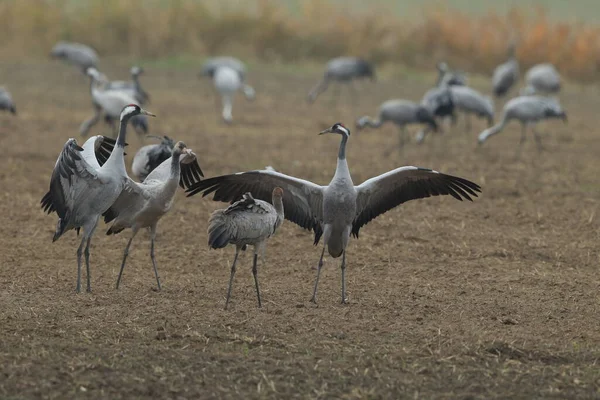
[319,122,350,137]
[272,187,284,198]
[173,141,188,155]
[120,104,156,121]
[130,66,144,76]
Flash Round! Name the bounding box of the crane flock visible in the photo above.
[0,38,565,308]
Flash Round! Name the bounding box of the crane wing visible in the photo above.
[186,169,324,239]
[143,151,204,190]
[40,139,105,220]
[353,166,481,238]
[41,136,116,214]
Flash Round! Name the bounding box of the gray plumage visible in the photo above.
[80,67,148,137]
[40,105,155,293]
[521,63,561,95]
[106,66,150,105]
[356,100,437,149]
[103,142,204,290]
[208,188,284,309]
[200,57,247,80]
[131,136,176,181]
[199,57,255,123]
[187,123,481,304]
[492,43,519,97]
[50,41,98,72]
[449,86,494,130]
[436,62,467,87]
[0,87,16,115]
[307,57,375,103]
[209,65,255,123]
[478,95,567,153]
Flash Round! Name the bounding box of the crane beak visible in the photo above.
[140,109,156,117]
[319,128,332,135]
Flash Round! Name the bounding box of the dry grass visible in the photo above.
[1,0,599,81]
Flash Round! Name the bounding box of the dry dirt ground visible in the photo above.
[1,59,599,399]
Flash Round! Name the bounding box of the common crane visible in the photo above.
[0,87,16,115]
[449,86,494,132]
[40,105,155,293]
[521,63,561,95]
[186,123,481,304]
[208,188,284,309]
[436,62,467,87]
[81,68,149,137]
[107,66,150,105]
[104,141,204,290]
[307,57,375,104]
[478,95,567,155]
[50,41,98,73]
[131,136,175,181]
[208,65,255,123]
[492,42,519,97]
[355,100,437,150]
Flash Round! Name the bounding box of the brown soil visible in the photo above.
[0,60,599,399]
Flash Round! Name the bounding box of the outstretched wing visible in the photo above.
[40,139,103,219]
[353,166,481,238]
[41,136,116,214]
[186,169,324,241]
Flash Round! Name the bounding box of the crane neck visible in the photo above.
[271,195,284,225]
[116,115,131,148]
[169,153,181,180]
[338,132,349,160]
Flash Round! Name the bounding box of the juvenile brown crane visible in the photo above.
[207,188,284,309]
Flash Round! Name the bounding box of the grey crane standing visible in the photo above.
[449,86,494,132]
[208,188,284,309]
[355,99,437,150]
[50,41,98,73]
[0,87,16,115]
[521,63,561,95]
[307,57,375,104]
[492,42,519,97]
[107,66,150,105]
[478,95,567,155]
[186,123,481,304]
[199,57,255,122]
[131,135,175,181]
[41,105,156,292]
[81,67,149,137]
[103,141,204,290]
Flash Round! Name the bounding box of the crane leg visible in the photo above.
[75,234,86,293]
[225,247,241,310]
[150,224,162,291]
[399,126,407,151]
[532,125,544,152]
[84,235,93,292]
[116,228,139,290]
[310,246,326,304]
[340,250,348,304]
[252,253,261,308]
[465,114,472,133]
[515,123,527,160]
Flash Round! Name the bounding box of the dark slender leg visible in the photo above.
[515,123,527,160]
[84,236,92,292]
[225,247,241,310]
[150,225,161,290]
[116,229,138,289]
[340,250,347,304]
[310,246,326,303]
[532,125,543,151]
[252,253,261,308]
[75,235,86,293]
